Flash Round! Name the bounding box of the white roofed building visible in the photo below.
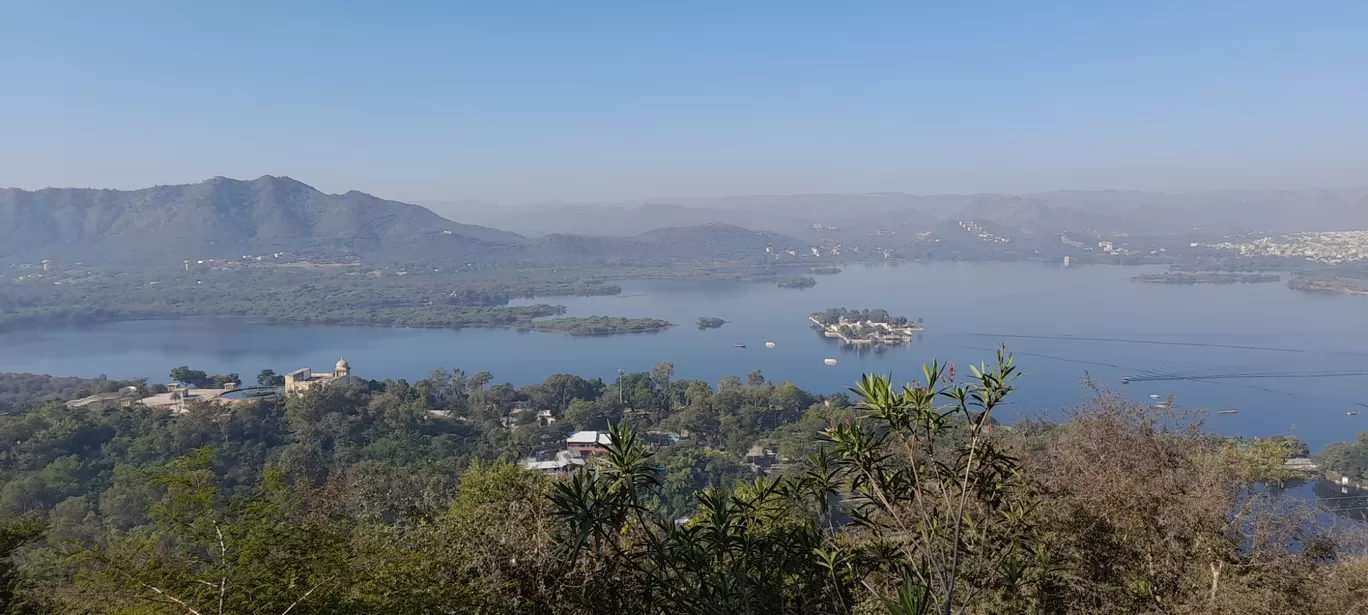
[566,430,612,457]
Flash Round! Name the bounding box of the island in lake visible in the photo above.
[1288,276,1368,296]
[809,308,923,346]
[696,317,727,330]
[776,276,817,289]
[525,316,672,335]
[809,267,842,275]
[1132,273,1280,284]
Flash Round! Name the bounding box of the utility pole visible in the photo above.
[618,368,624,405]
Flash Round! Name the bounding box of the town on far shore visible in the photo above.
[809,307,923,346]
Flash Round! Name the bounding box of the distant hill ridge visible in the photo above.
[0,176,805,264]
[427,187,1368,238]
[0,175,525,263]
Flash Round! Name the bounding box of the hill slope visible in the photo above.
[522,224,807,263]
[0,176,524,263]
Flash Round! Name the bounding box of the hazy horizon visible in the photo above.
[2,2,1365,203]
[5,173,1368,212]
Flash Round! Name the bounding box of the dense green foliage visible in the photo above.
[1318,433,1368,479]
[695,317,726,329]
[0,355,1362,614]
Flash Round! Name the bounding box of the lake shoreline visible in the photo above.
[0,312,675,336]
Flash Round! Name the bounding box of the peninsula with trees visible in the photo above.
[809,307,922,345]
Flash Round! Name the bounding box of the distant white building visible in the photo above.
[566,430,613,457]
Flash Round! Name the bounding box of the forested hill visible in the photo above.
[0,175,526,264]
[0,178,808,265]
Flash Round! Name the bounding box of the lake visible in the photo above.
[2,261,1366,449]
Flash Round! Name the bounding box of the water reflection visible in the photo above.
[812,329,924,356]
[1311,479,1368,523]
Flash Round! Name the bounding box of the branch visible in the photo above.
[213,522,228,615]
[127,576,206,615]
[279,576,335,615]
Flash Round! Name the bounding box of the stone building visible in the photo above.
[284,358,353,394]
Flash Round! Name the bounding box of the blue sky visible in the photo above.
[1,1,1364,202]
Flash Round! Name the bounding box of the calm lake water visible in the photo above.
[2,262,1366,448]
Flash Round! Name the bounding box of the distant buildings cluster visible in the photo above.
[958,220,1010,243]
[1202,231,1368,264]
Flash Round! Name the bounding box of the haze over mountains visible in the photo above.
[429,188,1368,239]
[1,175,1365,265]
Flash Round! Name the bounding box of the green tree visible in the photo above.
[651,361,674,391]
[746,370,766,387]
[256,369,285,387]
[70,450,353,613]
[0,513,48,615]
[168,366,210,388]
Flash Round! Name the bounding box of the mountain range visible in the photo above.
[427,188,1368,239]
[2,175,1365,265]
[0,176,806,265]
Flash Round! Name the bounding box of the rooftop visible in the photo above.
[566,430,612,446]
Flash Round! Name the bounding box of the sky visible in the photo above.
[1,1,1365,203]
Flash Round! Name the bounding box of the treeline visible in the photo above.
[809,307,915,326]
[0,354,1360,614]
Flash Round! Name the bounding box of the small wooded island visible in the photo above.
[809,267,842,275]
[696,317,727,329]
[1132,273,1280,284]
[1288,275,1368,296]
[810,308,923,345]
[776,276,817,289]
[526,316,672,335]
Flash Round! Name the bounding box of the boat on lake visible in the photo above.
[1120,378,1130,384]
[1153,402,1172,409]
[824,358,837,366]
[1216,409,1238,415]
[1149,394,1161,399]
[734,344,745,348]
[765,342,776,348]
[1349,411,1361,416]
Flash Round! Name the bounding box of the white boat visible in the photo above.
[823,358,838,366]
[765,342,776,348]
[1149,394,1161,399]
